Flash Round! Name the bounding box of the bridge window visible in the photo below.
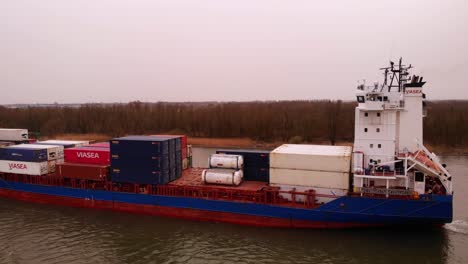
[370,144,374,148]
[376,128,380,132]
[377,112,381,117]
[378,144,382,148]
[364,112,368,117]
[357,96,365,103]
[415,172,424,182]
[364,128,368,132]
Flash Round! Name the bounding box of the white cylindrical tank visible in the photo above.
[209,154,244,170]
[202,169,243,186]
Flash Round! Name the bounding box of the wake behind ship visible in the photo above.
[0,60,453,228]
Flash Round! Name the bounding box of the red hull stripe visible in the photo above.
[0,188,381,229]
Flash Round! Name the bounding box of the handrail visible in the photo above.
[0,173,322,209]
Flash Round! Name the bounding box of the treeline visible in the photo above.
[0,100,466,146]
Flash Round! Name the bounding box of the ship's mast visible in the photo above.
[380,57,412,93]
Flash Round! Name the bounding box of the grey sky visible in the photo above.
[1,0,467,104]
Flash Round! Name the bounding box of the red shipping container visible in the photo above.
[182,146,188,159]
[88,142,110,148]
[64,147,110,165]
[179,135,188,148]
[56,162,109,181]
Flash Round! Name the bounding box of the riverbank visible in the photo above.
[46,134,467,155]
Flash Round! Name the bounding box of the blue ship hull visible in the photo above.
[0,180,453,228]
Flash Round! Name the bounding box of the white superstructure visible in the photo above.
[352,59,452,196]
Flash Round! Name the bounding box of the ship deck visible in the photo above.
[169,168,268,192]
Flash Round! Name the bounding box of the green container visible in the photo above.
[188,156,193,168]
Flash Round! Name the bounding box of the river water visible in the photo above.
[0,155,467,264]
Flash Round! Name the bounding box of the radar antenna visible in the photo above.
[381,57,413,92]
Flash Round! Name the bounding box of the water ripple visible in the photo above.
[0,197,466,264]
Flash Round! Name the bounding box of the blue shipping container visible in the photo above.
[110,136,170,156]
[243,166,270,182]
[216,149,270,182]
[111,155,171,170]
[216,149,270,168]
[110,166,170,185]
[152,135,182,151]
[0,147,48,162]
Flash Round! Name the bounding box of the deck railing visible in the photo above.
[353,187,417,199]
[0,173,321,209]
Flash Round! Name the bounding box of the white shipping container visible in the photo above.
[36,140,90,147]
[0,128,28,141]
[270,144,352,173]
[187,145,193,157]
[270,168,350,189]
[8,144,64,160]
[270,183,347,204]
[0,160,55,175]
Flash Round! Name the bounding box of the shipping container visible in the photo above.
[35,140,89,148]
[2,144,63,161]
[110,136,175,185]
[187,145,193,157]
[0,128,28,141]
[270,144,352,173]
[151,135,178,151]
[216,149,270,168]
[88,142,110,148]
[56,163,109,181]
[153,135,187,150]
[0,147,48,162]
[182,147,188,159]
[216,149,270,182]
[0,160,55,175]
[110,166,168,185]
[243,166,269,182]
[269,168,350,189]
[110,136,170,157]
[64,147,110,165]
[111,155,170,170]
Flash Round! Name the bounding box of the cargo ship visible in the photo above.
[0,60,453,228]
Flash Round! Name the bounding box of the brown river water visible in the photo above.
[0,154,467,264]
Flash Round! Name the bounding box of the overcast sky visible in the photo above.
[1,0,467,104]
